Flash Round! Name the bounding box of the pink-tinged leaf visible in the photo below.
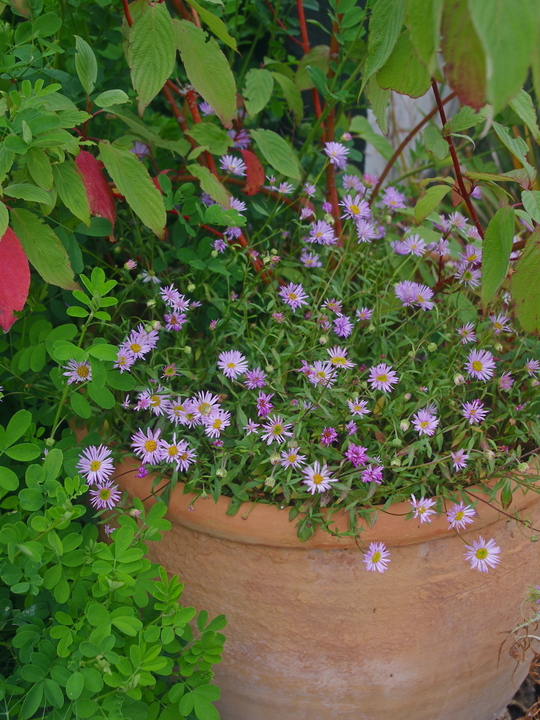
[75,150,116,239]
[241,149,265,196]
[441,0,486,109]
[0,227,30,332]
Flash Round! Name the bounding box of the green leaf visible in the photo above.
[21,683,43,719]
[509,89,540,143]
[184,0,237,50]
[70,392,92,419]
[271,72,303,124]
[511,229,540,334]
[295,45,329,91]
[128,3,176,115]
[186,123,232,155]
[86,603,110,626]
[521,191,540,225]
[4,409,32,448]
[74,217,113,237]
[86,384,115,409]
[405,0,443,73]
[26,147,53,190]
[481,206,515,307]
[250,129,301,181]
[67,305,89,318]
[0,467,18,491]
[5,443,40,461]
[469,0,540,114]
[87,343,118,361]
[66,672,84,701]
[93,89,130,108]
[361,0,406,92]
[441,0,486,109]
[377,30,431,98]
[193,695,220,720]
[442,106,483,135]
[188,164,230,207]
[99,141,166,238]
[423,126,448,160]
[365,76,390,135]
[492,121,535,181]
[111,616,142,636]
[106,370,136,391]
[10,208,79,290]
[105,106,189,154]
[43,679,64,710]
[414,186,451,223]
[174,19,236,128]
[349,115,393,161]
[243,68,274,118]
[53,160,91,226]
[74,35,97,95]
[0,201,8,239]
[33,12,62,37]
[3,183,51,204]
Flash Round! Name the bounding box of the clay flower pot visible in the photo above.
[115,459,540,720]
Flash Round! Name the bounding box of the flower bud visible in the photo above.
[211,250,219,258]
[324,213,335,225]
[391,437,402,447]
[146,299,156,308]
[494,343,503,352]
[269,454,280,466]
[518,462,529,472]
[399,420,410,432]
[265,364,274,373]
[404,393,411,400]
[427,342,437,352]
[319,335,328,345]
[45,437,55,447]
[215,468,227,478]
[187,283,196,292]
[151,320,162,330]
[454,374,465,386]
[264,476,275,487]
[391,457,401,467]
[183,346,192,354]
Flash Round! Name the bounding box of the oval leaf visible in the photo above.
[377,30,431,98]
[414,184,452,224]
[187,164,230,207]
[481,206,515,307]
[75,150,116,235]
[243,68,274,118]
[74,35,97,96]
[53,160,91,226]
[250,129,301,181]
[510,228,540,334]
[240,149,265,196]
[98,142,166,238]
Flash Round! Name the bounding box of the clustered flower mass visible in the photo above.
[72,141,540,575]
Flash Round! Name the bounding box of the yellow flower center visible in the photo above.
[350,204,360,214]
[226,362,236,369]
[272,424,283,435]
[376,373,388,383]
[167,446,178,456]
[455,511,464,521]
[179,452,188,461]
[371,551,381,563]
[472,360,483,372]
[312,473,324,484]
[288,454,297,463]
[150,395,161,407]
[99,489,112,500]
[130,343,142,353]
[288,292,298,301]
[172,404,185,415]
[144,440,157,452]
[475,548,488,560]
[420,421,429,428]
[418,506,426,514]
[90,460,101,471]
[77,365,89,378]
[198,402,211,416]
[212,418,223,429]
[332,356,346,365]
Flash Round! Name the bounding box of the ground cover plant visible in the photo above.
[1,0,540,716]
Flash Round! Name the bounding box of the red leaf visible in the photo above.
[441,0,486,110]
[241,149,265,196]
[75,151,116,238]
[0,227,30,332]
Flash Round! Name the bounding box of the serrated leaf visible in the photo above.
[184,0,237,50]
[26,147,53,190]
[186,123,232,155]
[492,121,535,181]
[441,0,486,109]
[188,164,230,207]
[271,72,303,124]
[243,68,274,118]
[468,0,540,114]
[405,0,443,73]
[365,76,390,135]
[94,89,130,108]
[74,35,97,95]
[99,141,166,238]
[295,45,329,91]
[128,3,176,115]
[361,0,406,92]
[0,226,29,332]
[10,208,78,290]
[250,129,301,181]
[481,206,515,307]
[3,183,51,204]
[414,184,452,224]
[53,160,91,226]
[511,229,540,334]
[377,30,431,98]
[509,89,540,143]
[174,19,236,128]
[521,191,540,224]
[442,106,483,135]
[423,125,448,160]
[349,115,393,161]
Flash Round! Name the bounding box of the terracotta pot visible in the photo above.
[114,458,540,720]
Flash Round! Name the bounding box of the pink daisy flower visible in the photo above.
[327,346,355,369]
[355,218,377,243]
[324,141,349,169]
[450,449,469,470]
[363,542,390,573]
[348,398,369,417]
[339,194,370,220]
[464,537,501,572]
[203,409,231,438]
[280,449,306,469]
[256,391,274,418]
[499,373,514,391]
[63,360,92,384]
[308,220,337,245]
[89,481,122,510]
[465,349,496,381]
[320,427,338,446]
[219,154,246,176]
[260,415,294,445]
[447,502,476,530]
[302,461,337,493]
[218,350,249,379]
[524,359,540,376]
[412,409,439,436]
[490,313,512,334]
[279,282,309,311]
[361,465,383,484]
[462,400,489,424]
[244,367,267,389]
[410,495,437,524]
[76,445,114,485]
[368,363,398,392]
[457,323,476,344]
[333,315,353,338]
[356,307,373,321]
[114,349,136,374]
[300,250,322,267]
[344,443,368,468]
[382,187,406,210]
[402,234,426,256]
[131,427,163,465]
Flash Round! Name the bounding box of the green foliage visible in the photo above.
[511,231,540,334]
[481,207,515,307]
[377,30,431,98]
[250,129,301,181]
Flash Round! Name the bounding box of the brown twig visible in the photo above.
[296,0,325,134]
[264,0,303,47]
[369,91,457,206]
[169,0,193,21]
[431,81,484,239]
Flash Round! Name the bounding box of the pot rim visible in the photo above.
[113,457,540,549]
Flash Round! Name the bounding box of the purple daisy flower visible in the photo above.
[457,323,476,344]
[324,141,349,169]
[308,220,337,245]
[361,464,383,484]
[368,363,398,392]
[302,461,336,493]
[464,537,500,572]
[131,427,163,465]
[219,155,246,176]
[300,250,322,268]
[382,187,406,210]
[339,194,370,220]
[447,502,475,530]
[76,445,114,485]
[363,542,390,573]
[465,349,496,381]
[320,427,338,446]
[279,282,309,311]
[256,391,274,418]
[410,495,437,524]
[244,367,267,389]
[260,415,294,445]
[333,315,353,338]
[451,449,469,470]
[218,350,249,379]
[462,400,489,425]
[344,443,368,468]
[89,481,122,510]
[280,449,306,469]
[63,360,92,384]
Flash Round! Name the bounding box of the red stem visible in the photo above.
[296,0,324,135]
[369,91,457,206]
[122,0,133,25]
[169,0,193,21]
[324,20,342,235]
[264,0,303,47]
[431,81,484,239]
